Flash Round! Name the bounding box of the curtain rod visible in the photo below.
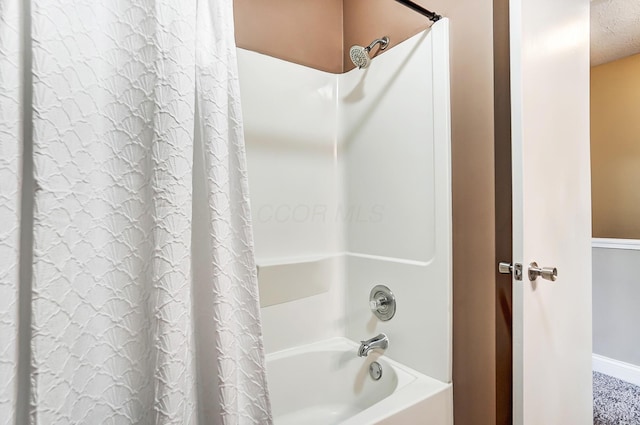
[394,0,442,23]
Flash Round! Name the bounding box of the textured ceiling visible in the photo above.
[591,0,640,66]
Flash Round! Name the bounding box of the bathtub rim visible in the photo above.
[265,337,452,425]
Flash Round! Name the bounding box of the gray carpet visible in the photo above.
[594,371,640,424]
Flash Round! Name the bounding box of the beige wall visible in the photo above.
[234,2,502,423]
[591,53,640,239]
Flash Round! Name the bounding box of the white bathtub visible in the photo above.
[265,338,452,425]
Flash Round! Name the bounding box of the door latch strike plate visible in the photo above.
[498,261,523,281]
[513,263,523,281]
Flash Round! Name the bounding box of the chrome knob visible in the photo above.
[528,262,557,282]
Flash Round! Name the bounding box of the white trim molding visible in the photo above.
[592,238,640,250]
[593,354,640,387]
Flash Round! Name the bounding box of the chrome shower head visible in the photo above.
[349,36,390,69]
[349,45,371,69]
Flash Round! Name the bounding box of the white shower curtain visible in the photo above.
[0,0,271,423]
[0,0,22,423]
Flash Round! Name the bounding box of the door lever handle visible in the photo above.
[528,262,557,282]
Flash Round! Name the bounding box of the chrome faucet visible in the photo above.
[358,333,389,357]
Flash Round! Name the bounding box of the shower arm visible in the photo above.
[365,37,390,52]
[393,0,442,23]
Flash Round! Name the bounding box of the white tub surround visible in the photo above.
[238,19,452,425]
[238,48,345,353]
[340,24,452,382]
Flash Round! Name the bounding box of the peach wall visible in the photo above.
[233,0,343,73]
[591,53,640,239]
[234,1,501,423]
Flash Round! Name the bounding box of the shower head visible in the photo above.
[349,36,390,69]
[349,45,371,69]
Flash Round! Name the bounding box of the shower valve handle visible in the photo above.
[369,285,396,321]
[369,296,387,310]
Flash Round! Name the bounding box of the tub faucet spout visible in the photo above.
[358,333,389,357]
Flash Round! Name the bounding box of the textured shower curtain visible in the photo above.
[0,0,272,423]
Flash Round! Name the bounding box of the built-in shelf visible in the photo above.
[256,256,339,307]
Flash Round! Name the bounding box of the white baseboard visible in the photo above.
[593,354,640,387]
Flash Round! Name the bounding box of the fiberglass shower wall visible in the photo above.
[238,20,451,382]
[237,48,345,353]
